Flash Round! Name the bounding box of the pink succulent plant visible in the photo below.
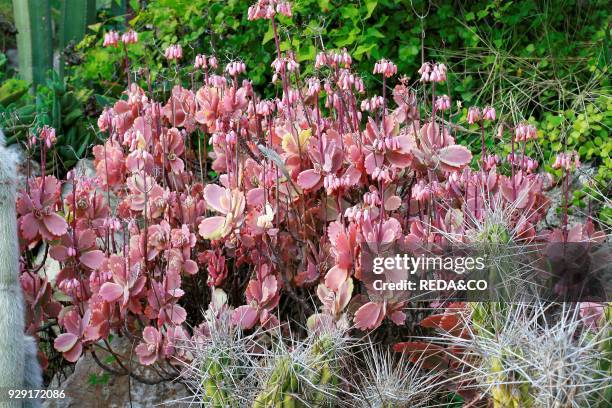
[198,184,245,240]
[231,265,280,329]
[54,308,93,362]
[99,255,146,314]
[135,326,163,365]
[16,176,68,243]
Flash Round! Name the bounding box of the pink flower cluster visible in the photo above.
[164,44,183,61]
[247,0,292,20]
[552,151,580,171]
[418,62,447,83]
[103,29,138,48]
[194,54,218,70]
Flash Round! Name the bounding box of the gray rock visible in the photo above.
[0,136,41,192]
[543,164,595,229]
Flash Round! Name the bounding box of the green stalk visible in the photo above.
[12,0,53,87]
[111,0,128,26]
[59,0,97,77]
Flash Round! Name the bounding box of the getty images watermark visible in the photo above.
[360,240,610,302]
[371,254,488,292]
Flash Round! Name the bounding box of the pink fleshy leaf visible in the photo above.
[392,341,447,369]
[438,145,472,171]
[62,342,83,363]
[142,326,160,344]
[198,216,229,240]
[387,151,412,169]
[260,275,278,304]
[336,278,354,312]
[78,230,97,249]
[61,310,81,335]
[384,195,402,211]
[54,333,78,353]
[43,213,69,237]
[380,218,401,244]
[294,260,319,286]
[333,231,353,271]
[344,165,361,186]
[354,302,385,330]
[580,302,605,330]
[135,344,158,366]
[99,282,123,302]
[169,305,187,324]
[566,224,583,243]
[16,194,33,215]
[183,259,198,275]
[203,184,231,214]
[297,169,321,190]
[389,310,406,325]
[502,181,534,209]
[80,250,105,270]
[169,158,185,174]
[20,214,40,240]
[364,152,384,175]
[246,188,265,207]
[316,284,333,308]
[49,245,69,262]
[324,265,348,292]
[232,305,259,329]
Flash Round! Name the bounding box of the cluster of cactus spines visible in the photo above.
[438,300,611,408]
[440,193,547,302]
[0,136,42,408]
[0,135,25,407]
[351,341,437,408]
[179,315,356,408]
[592,306,612,408]
[200,348,234,407]
[253,353,304,408]
[177,290,259,407]
[253,331,348,408]
[304,335,341,406]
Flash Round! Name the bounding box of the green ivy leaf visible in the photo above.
[365,0,378,18]
[354,43,375,60]
[399,44,419,60]
[340,5,360,20]
[365,27,385,39]
[317,0,330,12]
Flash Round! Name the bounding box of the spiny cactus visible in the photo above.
[200,348,235,407]
[487,352,533,408]
[351,340,437,408]
[177,289,259,407]
[442,300,611,408]
[0,133,24,407]
[305,335,340,405]
[253,354,303,408]
[443,194,542,302]
[252,328,353,408]
[0,135,42,408]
